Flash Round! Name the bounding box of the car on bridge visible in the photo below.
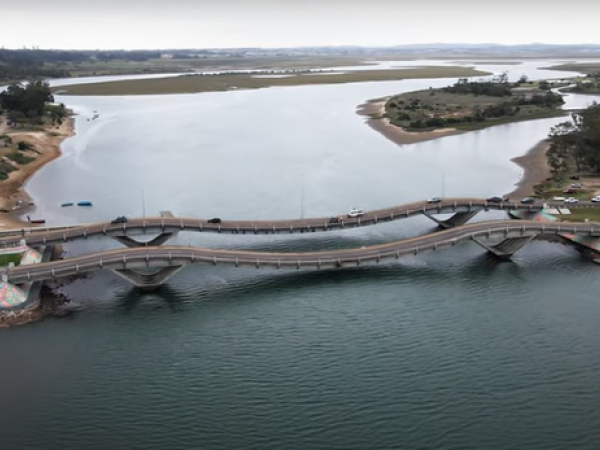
[111,216,128,224]
[592,196,600,203]
[486,196,509,203]
[207,218,222,224]
[328,217,341,224]
[347,208,365,218]
[520,197,536,204]
[427,197,442,203]
[565,197,578,204]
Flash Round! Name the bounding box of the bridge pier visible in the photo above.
[112,266,184,289]
[473,235,539,259]
[423,211,480,229]
[112,232,178,248]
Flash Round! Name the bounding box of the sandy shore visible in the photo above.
[356,97,466,145]
[0,117,75,229]
[507,140,551,198]
[357,96,550,197]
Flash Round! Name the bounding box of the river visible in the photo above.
[2,60,600,450]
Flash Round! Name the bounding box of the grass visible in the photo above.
[0,253,21,266]
[453,109,568,131]
[542,63,600,74]
[550,209,600,223]
[383,86,567,132]
[52,56,380,78]
[56,66,491,96]
[6,151,34,165]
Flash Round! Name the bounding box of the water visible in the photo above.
[2,60,600,450]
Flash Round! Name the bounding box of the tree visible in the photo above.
[546,102,600,174]
[0,80,54,118]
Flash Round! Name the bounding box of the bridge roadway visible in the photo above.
[4,197,600,247]
[5,219,600,286]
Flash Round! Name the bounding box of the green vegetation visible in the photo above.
[0,48,381,81]
[56,66,490,96]
[6,152,34,165]
[546,103,600,176]
[384,74,565,131]
[543,63,600,75]
[0,253,21,266]
[532,103,600,200]
[0,80,68,128]
[560,72,600,95]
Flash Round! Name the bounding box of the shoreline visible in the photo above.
[356,96,466,145]
[357,96,551,197]
[0,116,75,229]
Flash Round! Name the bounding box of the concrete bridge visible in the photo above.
[4,197,600,248]
[4,219,600,289]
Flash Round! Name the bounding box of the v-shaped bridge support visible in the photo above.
[112,266,184,289]
[473,235,539,259]
[423,211,480,229]
[112,232,178,248]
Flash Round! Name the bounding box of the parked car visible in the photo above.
[486,196,504,203]
[207,218,222,224]
[565,197,578,204]
[563,188,577,194]
[427,197,442,203]
[520,197,536,204]
[592,196,600,203]
[111,216,128,224]
[571,183,582,189]
[347,208,365,218]
[328,217,341,224]
[570,175,580,180]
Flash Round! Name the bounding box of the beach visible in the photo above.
[0,117,75,229]
[356,96,466,145]
[357,96,551,197]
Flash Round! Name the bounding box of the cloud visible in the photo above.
[2,0,600,49]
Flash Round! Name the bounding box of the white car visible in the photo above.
[552,196,565,201]
[564,197,578,204]
[347,208,365,218]
[592,196,600,202]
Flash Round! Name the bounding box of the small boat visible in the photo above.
[77,200,93,207]
[26,215,46,224]
[61,202,74,207]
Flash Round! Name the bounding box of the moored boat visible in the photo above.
[26,215,46,224]
[77,201,93,206]
[61,202,74,207]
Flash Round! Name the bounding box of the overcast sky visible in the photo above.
[2,0,599,50]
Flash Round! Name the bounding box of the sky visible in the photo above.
[1,0,600,50]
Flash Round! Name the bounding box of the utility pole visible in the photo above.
[300,185,305,219]
[142,189,146,218]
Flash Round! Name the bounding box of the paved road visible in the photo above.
[3,197,599,246]
[5,219,600,284]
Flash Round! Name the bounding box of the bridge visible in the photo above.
[4,197,600,248]
[5,219,600,288]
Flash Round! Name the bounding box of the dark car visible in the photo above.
[520,197,536,204]
[111,216,127,224]
[207,218,222,224]
[486,196,504,203]
[328,217,340,224]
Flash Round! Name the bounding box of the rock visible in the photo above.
[52,309,73,318]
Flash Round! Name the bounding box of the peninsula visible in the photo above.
[54,66,490,96]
